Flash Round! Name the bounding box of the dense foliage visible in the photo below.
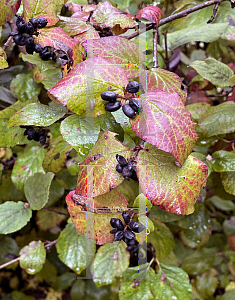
[0,0,235,299]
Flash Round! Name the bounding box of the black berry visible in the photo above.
[41,52,51,60]
[126,238,136,246]
[122,211,130,224]
[105,101,121,112]
[50,52,57,61]
[25,22,34,35]
[8,30,19,37]
[126,81,139,94]
[33,43,43,53]
[116,164,123,173]
[26,45,34,54]
[129,99,141,112]
[29,18,39,29]
[113,231,124,241]
[110,218,118,228]
[39,135,46,146]
[130,170,139,182]
[27,128,36,140]
[122,165,132,181]
[17,21,26,34]
[25,36,34,46]
[115,219,124,231]
[101,91,117,102]
[37,17,48,28]
[116,154,127,167]
[124,230,135,240]
[110,229,117,234]
[129,221,146,233]
[122,104,136,119]
[13,35,26,46]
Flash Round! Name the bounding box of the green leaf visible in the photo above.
[46,179,65,207]
[152,263,192,300]
[11,146,47,191]
[136,144,208,215]
[71,280,86,300]
[0,236,19,268]
[228,74,235,87]
[148,206,183,223]
[35,259,57,284]
[138,215,154,233]
[208,195,235,211]
[8,103,66,128]
[133,193,152,213]
[52,272,77,290]
[221,171,235,195]
[181,248,216,275]
[24,172,55,210]
[191,152,213,177]
[97,112,124,141]
[0,171,24,204]
[195,268,218,298]
[36,207,68,230]
[0,201,32,234]
[0,0,21,25]
[199,102,235,137]
[12,291,35,300]
[56,223,95,274]
[19,241,46,275]
[60,115,100,154]
[147,218,175,260]
[212,150,235,172]
[42,139,72,173]
[0,119,25,147]
[0,47,8,69]
[10,72,41,101]
[186,103,211,123]
[223,217,235,235]
[21,53,62,90]
[91,241,129,287]
[190,58,234,88]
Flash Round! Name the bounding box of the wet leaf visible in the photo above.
[52,272,77,291]
[91,241,129,287]
[148,206,183,223]
[0,119,25,147]
[76,131,132,197]
[60,115,100,154]
[223,217,235,235]
[133,193,152,213]
[136,144,208,215]
[212,150,235,172]
[195,268,218,298]
[0,47,8,69]
[8,103,66,128]
[56,223,95,274]
[0,172,24,204]
[43,139,72,173]
[0,236,19,268]
[147,218,175,260]
[11,146,47,191]
[131,91,198,165]
[48,56,128,117]
[82,36,145,79]
[0,0,21,25]
[221,171,235,195]
[0,201,32,234]
[190,58,234,88]
[24,172,55,210]
[208,195,235,211]
[36,207,68,230]
[198,102,235,137]
[186,103,211,122]
[136,6,162,25]
[19,241,46,274]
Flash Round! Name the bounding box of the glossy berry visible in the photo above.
[33,43,42,53]
[24,129,28,136]
[113,231,124,241]
[126,81,139,94]
[122,211,130,224]
[126,238,136,246]
[60,54,68,60]
[29,18,39,29]
[129,221,145,233]
[110,229,117,234]
[129,99,141,112]
[50,52,57,61]
[25,22,34,35]
[124,230,135,240]
[130,170,138,182]
[122,104,136,119]
[26,45,34,54]
[122,165,132,181]
[41,52,51,60]
[13,35,26,46]
[116,154,127,167]
[105,101,121,112]
[17,21,26,34]
[110,218,118,228]
[37,17,48,28]
[34,132,40,142]
[27,128,36,140]
[8,30,19,37]
[115,219,124,231]
[126,245,138,253]
[116,164,123,173]
[101,91,117,102]
[25,36,34,46]
[39,135,46,146]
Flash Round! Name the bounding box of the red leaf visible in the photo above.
[0,0,21,25]
[130,91,198,165]
[136,144,208,215]
[136,6,162,26]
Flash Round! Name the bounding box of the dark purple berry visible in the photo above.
[8,30,19,37]
[113,231,124,241]
[25,36,34,46]
[130,170,138,182]
[126,81,139,94]
[122,165,132,181]
[39,135,46,146]
[51,52,57,61]
[60,54,68,60]
[34,132,40,142]
[105,101,121,112]
[26,45,34,54]
[101,91,117,102]
[116,154,127,167]
[29,18,39,29]
[122,104,136,119]
[13,35,26,46]
[27,128,36,140]
[37,17,48,28]
[116,164,123,173]
[24,129,28,136]
[129,221,145,233]
[122,211,130,225]
[115,219,124,231]
[33,43,42,53]
[129,99,141,112]
[41,52,51,60]
[126,238,136,246]
[110,218,118,228]
[25,22,34,35]
[17,21,26,34]
[124,230,135,240]
[110,229,117,234]
[126,245,138,253]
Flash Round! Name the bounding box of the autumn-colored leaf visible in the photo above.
[92,1,137,35]
[136,144,208,215]
[47,56,129,117]
[0,0,21,25]
[36,27,83,70]
[59,16,89,36]
[23,0,63,26]
[130,90,198,165]
[66,189,128,245]
[76,131,132,197]
[82,36,145,79]
[0,47,8,69]
[136,6,162,26]
[65,2,97,14]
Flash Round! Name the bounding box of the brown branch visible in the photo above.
[162,31,169,69]
[42,207,70,217]
[124,0,225,40]
[207,3,220,23]
[153,24,158,68]
[0,257,20,270]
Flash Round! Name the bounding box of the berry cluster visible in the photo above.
[116,154,138,182]
[110,211,145,255]
[100,81,141,118]
[20,126,47,146]
[9,16,56,61]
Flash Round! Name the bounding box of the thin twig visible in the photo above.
[207,3,220,23]
[205,90,232,97]
[124,0,225,40]
[3,36,13,51]
[162,31,169,69]
[0,257,20,270]
[152,24,158,68]
[42,207,70,217]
